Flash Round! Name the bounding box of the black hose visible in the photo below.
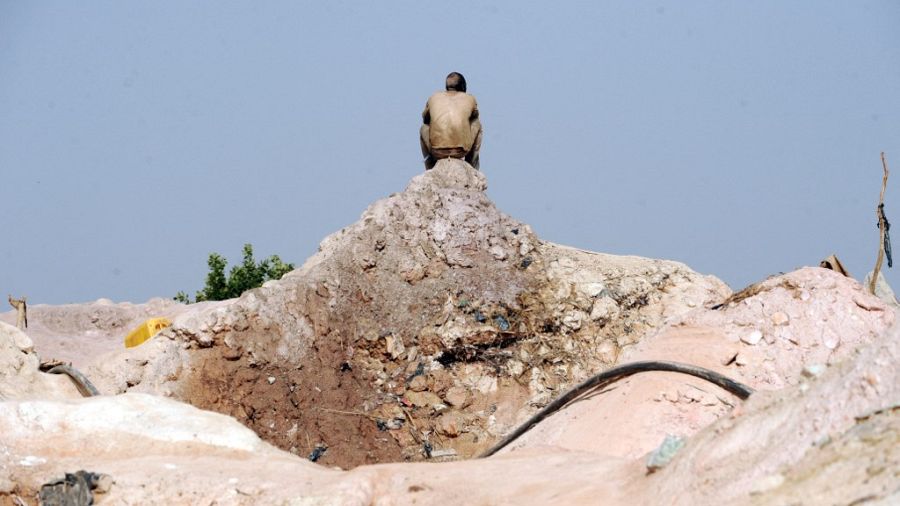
[47,364,101,397]
[479,360,753,458]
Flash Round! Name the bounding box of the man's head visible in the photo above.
[445,72,467,93]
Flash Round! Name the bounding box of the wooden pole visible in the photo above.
[869,152,890,295]
[7,295,27,329]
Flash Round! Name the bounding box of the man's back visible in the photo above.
[424,90,479,151]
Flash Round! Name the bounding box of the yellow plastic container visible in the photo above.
[124,318,172,348]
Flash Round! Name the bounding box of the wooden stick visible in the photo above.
[870,152,890,295]
[315,407,380,420]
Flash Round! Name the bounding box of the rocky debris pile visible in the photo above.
[645,309,900,505]
[681,267,894,388]
[501,267,895,459]
[84,159,727,467]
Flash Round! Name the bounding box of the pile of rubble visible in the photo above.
[84,160,729,466]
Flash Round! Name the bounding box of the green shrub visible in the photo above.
[175,244,294,303]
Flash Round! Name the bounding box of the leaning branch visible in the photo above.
[870,152,890,295]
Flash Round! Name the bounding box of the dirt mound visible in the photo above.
[86,159,727,468]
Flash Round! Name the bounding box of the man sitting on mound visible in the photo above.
[420,72,483,170]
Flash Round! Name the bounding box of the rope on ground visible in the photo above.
[479,360,753,458]
[47,364,101,397]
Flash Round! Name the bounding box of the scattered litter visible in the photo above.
[801,364,827,378]
[376,418,404,431]
[19,455,46,467]
[39,471,112,506]
[493,315,510,331]
[124,317,171,348]
[646,435,685,473]
[429,448,458,459]
[308,443,328,463]
[406,362,425,382]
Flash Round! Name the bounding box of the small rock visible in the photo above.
[801,364,827,378]
[519,239,533,256]
[221,346,242,360]
[822,329,840,350]
[579,282,607,298]
[94,474,114,494]
[437,412,462,437]
[488,245,507,260]
[267,376,276,384]
[0,477,14,494]
[562,311,584,331]
[590,297,619,321]
[444,386,469,408]
[408,375,428,392]
[646,435,685,473]
[770,311,790,326]
[385,334,405,359]
[405,390,442,408]
[506,359,525,377]
[13,332,34,353]
[425,259,447,278]
[400,264,425,283]
[734,353,749,367]
[741,330,763,345]
[750,473,785,495]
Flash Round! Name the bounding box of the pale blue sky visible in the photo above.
[2,1,899,304]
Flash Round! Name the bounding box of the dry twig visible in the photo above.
[870,152,891,295]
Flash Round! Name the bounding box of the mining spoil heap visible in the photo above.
[2,159,898,504]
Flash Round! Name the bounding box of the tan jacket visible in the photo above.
[422,91,479,151]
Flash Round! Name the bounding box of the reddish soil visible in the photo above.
[183,338,404,469]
